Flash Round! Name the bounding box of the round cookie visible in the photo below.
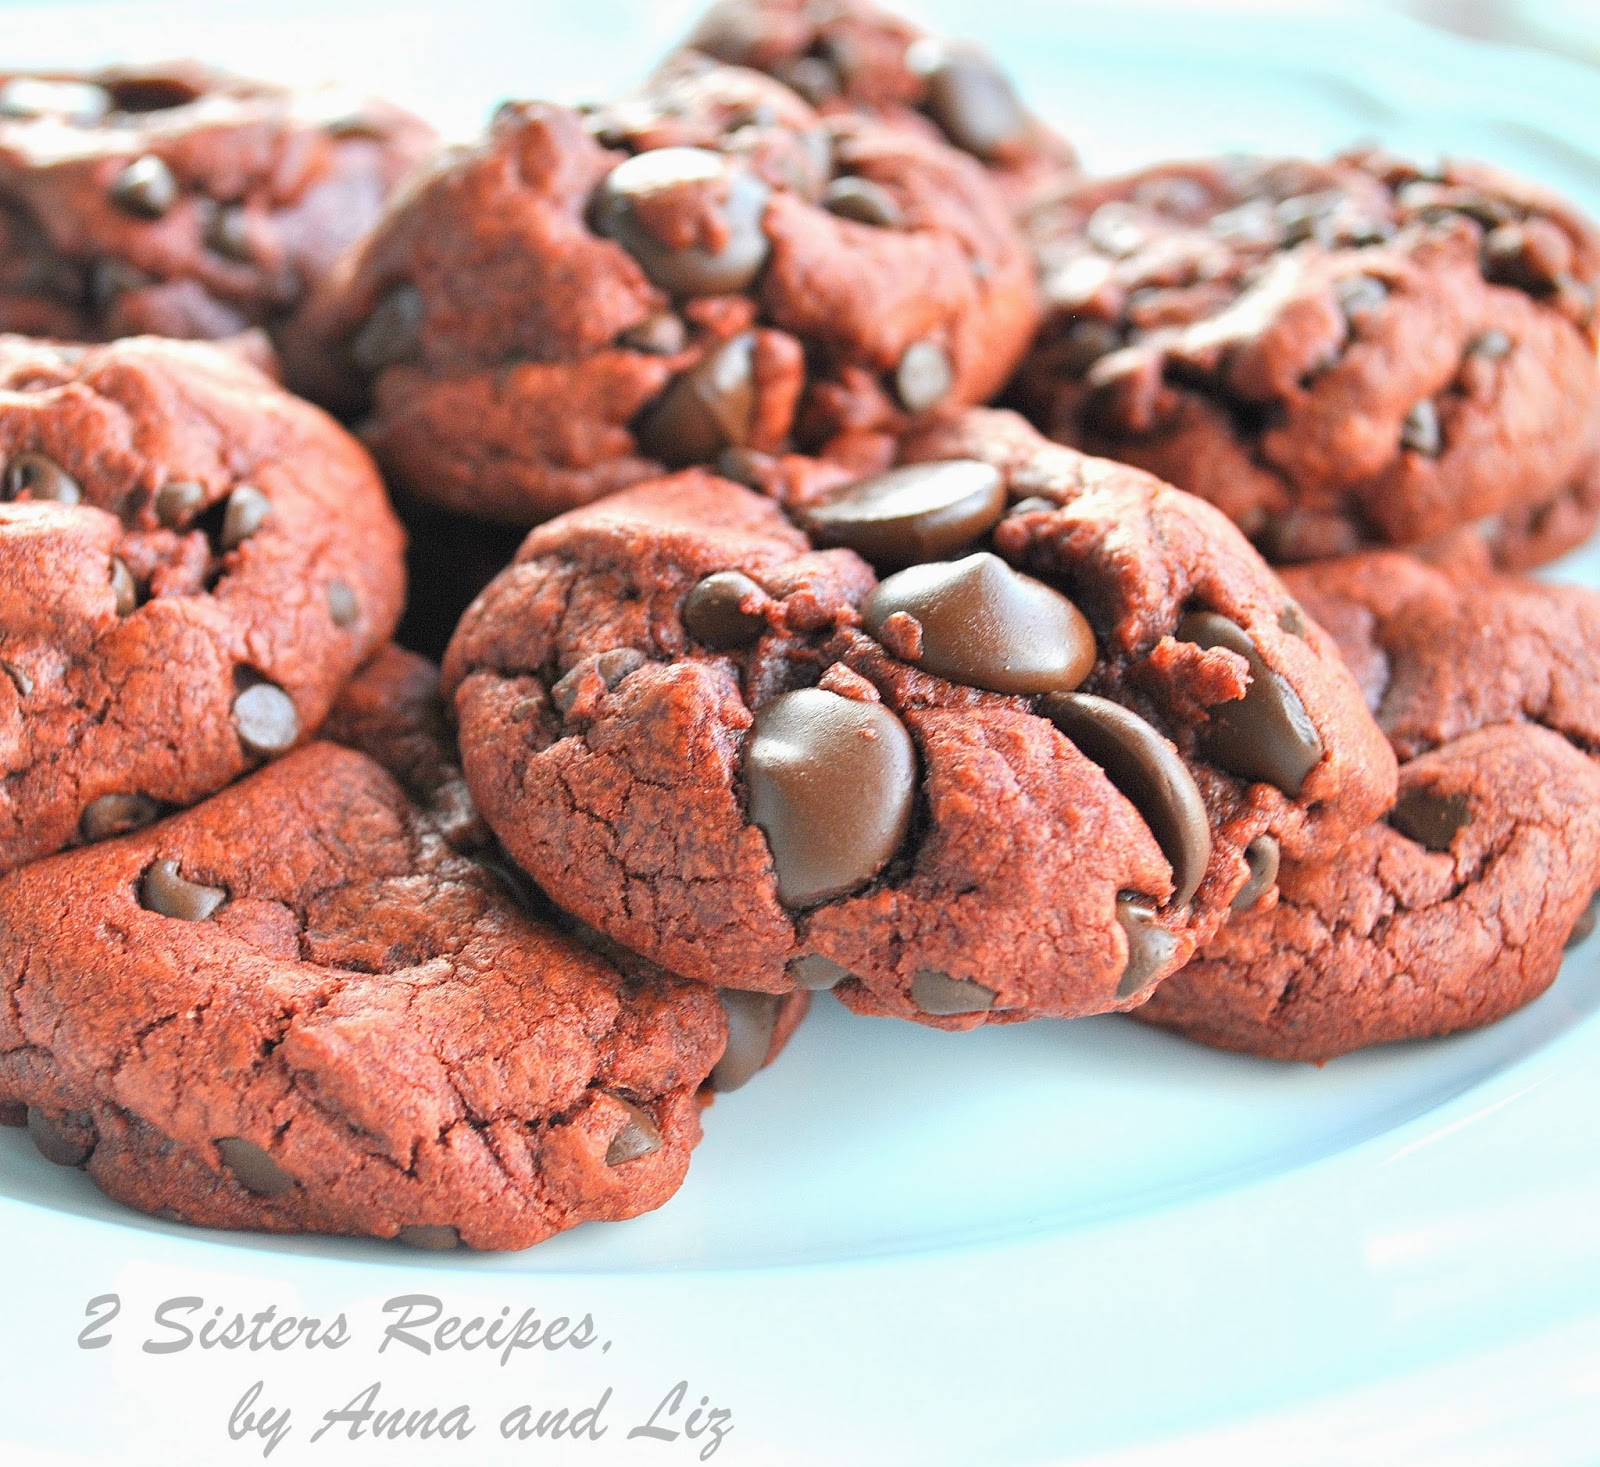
[0,63,435,397]
[1141,552,1600,1060]
[0,333,406,875]
[442,408,1396,1028]
[682,0,1077,203]
[1012,150,1600,569]
[301,55,1039,526]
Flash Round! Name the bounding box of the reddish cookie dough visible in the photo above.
[0,743,743,1250]
[0,63,435,397]
[1012,151,1600,569]
[0,334,405,874]
[302,55,1039,525]
[682,0,1078,203]
[1142,553,1600,1060]
[442,409,1394,1028]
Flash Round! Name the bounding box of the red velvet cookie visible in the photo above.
[0,63,434,397]
[302,56,1039,525]
[1141,552,1600,1060]
[0,334,406,874]
[1012,151,1600,569]
[443,409,1395,1028]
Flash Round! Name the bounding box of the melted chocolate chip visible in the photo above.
[1042,692,1212,907]
[635,332,757,467]
[1232,835,1280,911]
[787,954,853,990]
[216,1138,295,1197]
[326,580,359,628]
[396,1225,461,1250]
[550,648,646,719]
[110,155,178,218]
[1115,894,1179,998]
[1389,788,1472,852]
[351,283,423,372]
[1466,328,1513,360]
[205,202,252,262]
[233,682,300,756]
[80,792,159,843]
[1278,603,1309,638]
[140,859,227,921]
[683,571,768,649]
[2,661,33,697]
[619,311,688,355]
[745,688,916,908]
[908,41,1029,161]
[27,1108,95,1168]
[803,460,1005,569]
[710,989,782,1092]
[604,1097,664,1165]
[894,340,953,414]
[1401,399,1442,457]
[4,452,79,505]
[823,176,904,229]
[910,968,996,1016]
[864,552,1097,696]
[1176,612,1324,797]
[219,485,270,550]
[154,479,205,528]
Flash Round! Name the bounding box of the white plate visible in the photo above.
[3,4,1600,1464]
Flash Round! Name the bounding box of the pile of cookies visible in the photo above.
[2,0,1598,1251]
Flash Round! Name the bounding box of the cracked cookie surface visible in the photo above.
[1012,150,1600,569]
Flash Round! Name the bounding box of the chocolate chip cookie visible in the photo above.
[302,54,1039,525]
[1012,150,1600,569]
[0,63,435,397]
[1141,552,1600,1060]
[682,0,1077,203]
[0,334,406,875]
[442,408,1395,1028]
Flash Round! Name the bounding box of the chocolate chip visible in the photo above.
[787,954,853,990]
[619,311,688,355]
[90,258,151,308]
[4,452,79,505]
[910,968,996,1016]
[745,687,916,907]
[823,176,904,229]
[351,283,423,372]
[1042,692,1212,907]
[140,859,227,921]
[710,989,782,1092]
[803,460,1005,569]
[111,155,178,218]
[216,1137,294,1197]
[326,580,359,627]
[80,793,159,843]
[863,552,1097,696]
[219,484,270,550]
[1232,835,1280,911]
[233,682,299,756]
[1084,202,1148,259]
[1467,328,1513,360]
[109,557,138,616]
[27,1109,94,1168]
[1176,612,1324,797]
[909,42,1029,161]
[155,479,205,527]
[635,332,757,466]
[595,147,771,297]
[105,76,202,113]
[396,1225,461,1251]
[683,570,768,649]
[1116,894,1178,997]
[0,77,109,123]
[1278,603,1309,638]
[1336,274,1388,320]
[1048,320,1122,377]
[1568,892,1598,949]
[604,1097,664,1165]
[550,648,646,719]
[1401,400,1442,457]
[894,340,953,414]
[1,661,33,697]
[205,202,251,262]
[1389,788,1472,852]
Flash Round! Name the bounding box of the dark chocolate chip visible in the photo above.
[710,989,782,1092]
[1401,399,1442,457]
[1116,894,1179,997]
[894,340,953,414]
[595,147,771,297]
[109,557,138,616]
[1278,603,1309,638]
[550,648,646,719]
[1232,835,1280,911]
[909,41,1029,161]
[604,1097,664,1166]
[1466,328,1513,360]
[140,858,227,921]
[219,484,270,550]
[822,176,904,229]
[863,552,1097,695]
[683,570,768,649]
[910,968,996,1016]
[635,332,757,466]
[111,154,178,218]
[745,687,916,907]
[154,479,205,527]
[803,460,1005,569]
[619,311,688,355]
[351,283,423,372]
[27,1109,94,1168]
[4,452,80,505]
[1568,893,1598,949]
[80,792,159,843]
[215,1137,295,1198]
[105,76,202,113]
[326,580,359,627]
[1336,274,1388,320]
[205,202,251,262]
[787,954,853,991]
[1,661,33,697]
[1389,788,1472,852]
[1041,692,1212,907]
[90,258,151,309]
[396,1225,461,1251]
[1176,612,1324,797]
[233,682,299,756]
